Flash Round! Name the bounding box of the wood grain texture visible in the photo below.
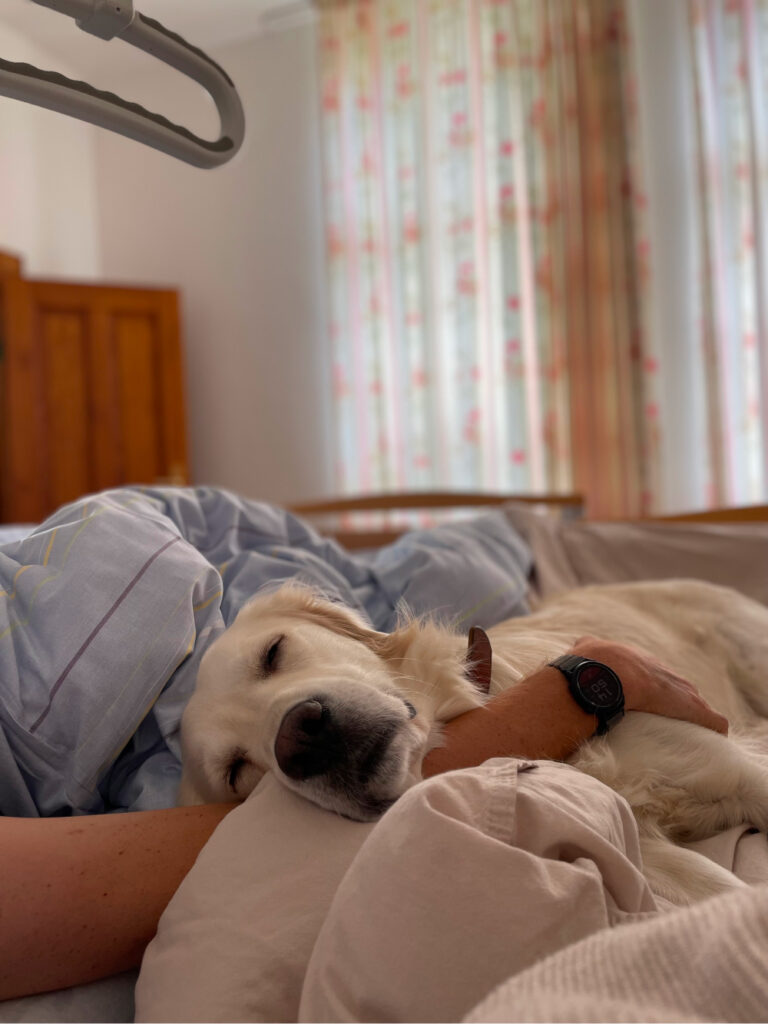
[657,506,768,523]
[0,262,189,523]
[291,491,585,515]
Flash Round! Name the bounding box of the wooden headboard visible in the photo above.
[0,252,189,523]
[291,491,585,549]
[291,492,768,549]
[655,505,768,523]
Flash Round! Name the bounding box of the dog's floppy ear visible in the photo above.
[294,597,386,646]
[246,583,422,663]
[252,583,389,647]
[293,599,420,664]
[274,584,423,661]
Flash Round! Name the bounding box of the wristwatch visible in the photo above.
[549,654,625,736]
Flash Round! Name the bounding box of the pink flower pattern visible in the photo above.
[319,0,659,514]
[688,0,768,507]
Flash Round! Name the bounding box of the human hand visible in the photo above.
[569,636,729,736]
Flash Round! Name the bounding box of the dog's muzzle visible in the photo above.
[274,698,396,780]
[273,694,417,820]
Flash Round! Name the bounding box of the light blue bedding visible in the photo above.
[0,487,532,816]
[0,526,34,544]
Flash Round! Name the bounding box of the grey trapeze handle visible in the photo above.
[0,0,245,168]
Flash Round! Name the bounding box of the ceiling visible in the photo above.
[0,0,308,77]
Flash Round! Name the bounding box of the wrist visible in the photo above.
[423,663,600,774]
[549,650,626,736]
[513,664,601,755]
[567,637,641,711]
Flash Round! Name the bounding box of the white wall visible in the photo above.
[0,23,101,278]
[95,22,334,505]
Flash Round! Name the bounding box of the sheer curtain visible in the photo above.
[687,0,768,507]
[317,0,662,518]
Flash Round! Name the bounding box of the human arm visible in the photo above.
[423,635,729,777]
[0,803,233,1001]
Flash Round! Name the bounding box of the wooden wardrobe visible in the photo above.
[0,251,189,524]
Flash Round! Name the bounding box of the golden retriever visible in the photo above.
[178,578,768,905]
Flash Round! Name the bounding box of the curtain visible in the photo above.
[687,0,768,507]
[318,0,661,518]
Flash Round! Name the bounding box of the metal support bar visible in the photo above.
[0,0,245,168]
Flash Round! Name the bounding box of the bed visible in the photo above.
[0,486,767,1022]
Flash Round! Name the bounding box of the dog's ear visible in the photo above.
[254,583,389,647]
[247,583,423,662]
[466,626,492,694]
[299,600,388,647]
[363,623,422,663]
[290,589,421,662]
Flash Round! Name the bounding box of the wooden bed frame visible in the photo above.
[291,492,768,549]
[656,505,768,523]
[291,492,585,549]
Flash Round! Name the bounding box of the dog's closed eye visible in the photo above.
[226,749,250,791]
[262,635,284,676]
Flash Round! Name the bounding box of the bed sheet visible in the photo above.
[0,526,33,545]
[134,761,768,1023]
[467,878,768,1022]
[501,502,768,606]
[0,971,136,1023]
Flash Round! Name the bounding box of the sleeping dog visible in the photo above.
[178,578,768,905]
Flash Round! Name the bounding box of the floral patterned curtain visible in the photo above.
[318,0,661,518]
[688,0,768,507]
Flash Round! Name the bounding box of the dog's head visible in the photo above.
[178,583,483,820]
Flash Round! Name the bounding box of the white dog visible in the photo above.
[178,578,768,905]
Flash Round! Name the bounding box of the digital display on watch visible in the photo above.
[576,663,621,708]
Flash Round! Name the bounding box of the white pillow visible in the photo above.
[134,774,374,1023]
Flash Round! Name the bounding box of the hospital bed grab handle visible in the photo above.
[0,0,245,168]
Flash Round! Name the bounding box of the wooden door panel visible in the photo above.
[87,305,122,493]
[2,277,43,522]
[0,271,188,523]
[40,308,91,512]
[115,311,162,485]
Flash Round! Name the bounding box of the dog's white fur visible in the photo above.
[179,578,768,905]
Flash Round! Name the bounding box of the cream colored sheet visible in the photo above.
[135,759,768,1023]
[502,504,768,606]
[466,878,768,1022]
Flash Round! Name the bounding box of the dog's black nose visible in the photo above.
[275,699,333,780]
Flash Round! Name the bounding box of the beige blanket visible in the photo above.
[136,760,768,1022]
[501,503,768,607]
[467,880,768,1022]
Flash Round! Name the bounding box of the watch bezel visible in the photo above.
[572,661,623,712]
[549,655,625,736]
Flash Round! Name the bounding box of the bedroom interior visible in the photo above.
[1,0,768,1021]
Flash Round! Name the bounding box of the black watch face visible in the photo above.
[575,663,621,709]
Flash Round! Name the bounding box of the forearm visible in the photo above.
[0,803,232,1001]
[424,632,728,778]
[423,664,595,776]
